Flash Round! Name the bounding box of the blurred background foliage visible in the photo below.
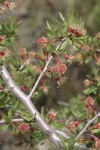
[11,0,100,48]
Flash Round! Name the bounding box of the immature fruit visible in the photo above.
[18,123,30,133]
[57,63,67,74]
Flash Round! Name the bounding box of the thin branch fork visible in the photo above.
[75,112,100,141]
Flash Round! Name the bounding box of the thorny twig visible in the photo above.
[0,41,65,150]
[75,112,100,141]
[28,39,65,99]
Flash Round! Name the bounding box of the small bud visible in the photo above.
[48,109,57,120]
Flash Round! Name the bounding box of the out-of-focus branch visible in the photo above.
[75,112,100,141]
[0,118,24,124]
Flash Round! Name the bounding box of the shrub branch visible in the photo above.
[75,112,100,141]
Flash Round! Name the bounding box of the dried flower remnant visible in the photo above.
[48,109,57,120]
[68,121,79,132]
[4,1,16,11]
[55,76,67,87]
[64,54,76,63]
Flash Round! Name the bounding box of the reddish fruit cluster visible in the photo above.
[51,63,67,75]
[85,96,95,110]
[67,24,86,36]
[68,121,79,131]
[37,36,50,45]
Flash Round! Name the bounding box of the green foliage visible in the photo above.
[0,5,100,149]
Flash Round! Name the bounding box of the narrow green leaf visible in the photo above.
[72,110,83,118]
[59,12,65,21]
